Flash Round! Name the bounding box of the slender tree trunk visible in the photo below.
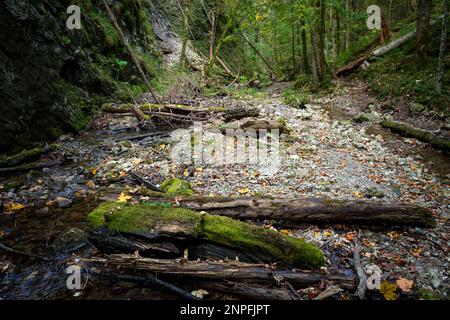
[310,29,320,85]
[416,0,433,63]
[345,0,351,50]
[300,20,310,74]
[332,8,340,66]
[206,17,232,76]
[179,0,190,65]
[436,0,449,95]
[292,21,297,77]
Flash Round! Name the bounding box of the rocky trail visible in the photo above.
[0,80,448,300]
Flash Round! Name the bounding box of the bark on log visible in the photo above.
[127,193,436,228]
[223,108,260,122]
[0,147,47,168]
[381,120,450,151]
[101,103,213,116]
[197,281,295,300]
[0,160,62,174]
[86,254,356,289]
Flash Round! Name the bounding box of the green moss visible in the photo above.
[161,178,195,196]
[202,214,325,268]
[87,201,203,235]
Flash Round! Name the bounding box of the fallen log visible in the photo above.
[86,254,356,289]
[380,120,450,151]
[223,108,260,122]
[101,103,213,116]
[87,202,325,268]
[122,193,436,228]
[0,147,47,168]
[0,160,62,174]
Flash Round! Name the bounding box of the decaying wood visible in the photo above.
[0,160,62,174]
[126,195,436,228]
[101,103,212,117]
[223,108,260,122]
[0,147,47,168]
[130,105,147,123]
[113,274,201,300]
[353,237,367,299]
[102,0,160,103]
[86,254,356,289]
[381,120,450,151]
[0,243,48,261]
[129,171,163,193]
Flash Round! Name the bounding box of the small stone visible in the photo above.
[55,197,72,208]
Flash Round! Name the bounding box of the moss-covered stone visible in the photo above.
[160,178,195,196]
[87,201,325,268]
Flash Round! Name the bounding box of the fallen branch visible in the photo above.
[381,120,450,151]
[0,147,47,168]
[353,237,367,300]
[86,254,356,289]
[0,160,62,174]
[102,0,159,103]
[223,108,260,122]
[129,172,163,193]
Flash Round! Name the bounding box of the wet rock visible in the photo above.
[365,188,385,199]
[53,227,87,253]
[55,197,72,208]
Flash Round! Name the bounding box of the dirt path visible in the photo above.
[0,80,448,300]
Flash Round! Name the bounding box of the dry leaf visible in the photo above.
[191,289,209,299]
[280,229,290,235]
[117,192,132,203]
[396,278,413,293]
[4,202,26,212]
[132,158,142,165]
[353,191,364,198]
[91,167,98,176]
[86,180,95,188]
[410,248,423,257]
[183,169,189,177]
[237,187,249,194]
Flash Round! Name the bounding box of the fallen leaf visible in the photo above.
[183,169,189,177]
[410,248,423,257]
[91,167,98,176]
[86,181,95,188]
[117,192,132,203]
[353,191,364,199]
[380,281,398,300]
[237,187,249,194]
[396,278,414,293]
[4,202,26,212]
[280,229,290,235]
[191,289,209,299]
[132,158,142,165]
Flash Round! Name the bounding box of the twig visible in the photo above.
[353,235,367,299]
[114,273,201,300]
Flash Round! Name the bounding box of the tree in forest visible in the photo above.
[310,0,332,84]
[179,0,191,65]
[416,0,433,63]
[436,0,449,95]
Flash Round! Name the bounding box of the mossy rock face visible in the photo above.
[87,201,325,268]
[160,178,195,196]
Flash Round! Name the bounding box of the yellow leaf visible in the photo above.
[237,187,249,194]
[0,229,5,238]
[132,158,142,165]
[280,229,290,235]
[396,278,413,293]
[353,191,364,198]
[159,144,166,151]
[410,248,423,257]
[119,171,126,177]
[117,192,132,203]
[4,202,26,212]
[86,181,95,188]
[91,167,98,176]
[183,169,189,177]
[380,281,398,300]
[323,230,333,237]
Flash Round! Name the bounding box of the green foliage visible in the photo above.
[282,89,309,107]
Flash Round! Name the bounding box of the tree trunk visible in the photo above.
[345,0,351,50]
[300,20,310,73]
[416,0,433,63]
[101,0,159,104]
[436,0,449,95]
[179,0,190,65]
[332,8,341,66]
[118,194,436,228]
[205,17,232,76]
[310,28,320,85]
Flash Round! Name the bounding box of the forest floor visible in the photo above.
[0,79,448,300]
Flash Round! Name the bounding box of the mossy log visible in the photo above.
[87,254,355,288]
[0,147,46,167]
[87,202,325,268]
[116,193,435,228]
[0,160,62,174]
[380,120,450,151]
[224,108,260,122]
[101,103,214,116]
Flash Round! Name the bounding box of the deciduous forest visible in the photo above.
[0,0,448,304]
